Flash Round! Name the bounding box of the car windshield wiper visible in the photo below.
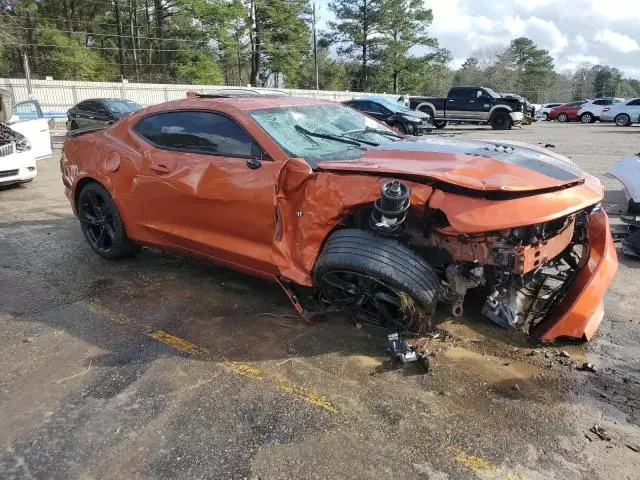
[294,125,370,148]
[344,127,403,139]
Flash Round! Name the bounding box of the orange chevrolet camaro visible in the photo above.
[61,95,617,342]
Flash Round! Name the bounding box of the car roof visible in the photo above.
[138,96,334,115]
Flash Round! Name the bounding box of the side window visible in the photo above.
[449,88,469,100]
[364,102,388,114]
[134,111,261,157]
[628,99,640,106]
[11,100,42,120]
[593,99,608,106]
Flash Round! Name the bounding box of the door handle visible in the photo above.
[150,163,171,173]
[246,158,262,169]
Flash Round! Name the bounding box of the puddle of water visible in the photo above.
[351,355,383,368]
[444,346,541,382]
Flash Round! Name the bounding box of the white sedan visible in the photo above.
[0,88,53,187]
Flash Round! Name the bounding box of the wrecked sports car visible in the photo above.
[61,95,617,342]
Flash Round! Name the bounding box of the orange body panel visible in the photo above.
[61,96,618,342]
[534,210,618,341]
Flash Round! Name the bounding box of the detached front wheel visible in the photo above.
[313,228,441,332]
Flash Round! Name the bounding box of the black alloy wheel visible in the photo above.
[318,270,408,329]
[77,183,140,259]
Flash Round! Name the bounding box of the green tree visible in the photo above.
[453,57,485,87]
[326,0,384,91]
[377,0,447,93]
[173,50,224,84]
[498,37,554,102]
[591,65,621,97]
[615,80,638,98]
[299,44,350,90]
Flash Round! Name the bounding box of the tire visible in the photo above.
[395,123,408,135]
[313,228,441,317]
[557,113,569,122]
[580,112,594,123]
[77,182,141,260]
[490,111,512,130]
[615,114,631,127]
[432,120,447,129]
[628,199,640,214]
[542,113,549,121]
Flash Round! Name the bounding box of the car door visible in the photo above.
[626,99,640,122]
[131,110,282,276]
[466,88,492,120]
[592,99,610,116]
[446,87,473,119]
[8,99,52,160]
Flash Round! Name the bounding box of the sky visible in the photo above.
[315,0,640,78]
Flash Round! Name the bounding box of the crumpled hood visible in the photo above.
[317,137,585,192]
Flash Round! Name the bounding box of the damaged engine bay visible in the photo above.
[328,178,596,337]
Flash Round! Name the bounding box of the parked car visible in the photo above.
[342,96,432,135]
[549,101,586,122]
[0,89,53,187]
[67,98,142,131]
[61,95,616,342]
[599,98,640,126]
[536,103,563,121]
[406,86,526,130]
[577,98,623,123]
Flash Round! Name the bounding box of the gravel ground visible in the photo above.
[0,123,639,480]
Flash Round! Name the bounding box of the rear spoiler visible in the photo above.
[66,125,107,138]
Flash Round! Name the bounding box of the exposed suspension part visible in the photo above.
[370,180,411,234]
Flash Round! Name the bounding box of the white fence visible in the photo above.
[0,78,397,114]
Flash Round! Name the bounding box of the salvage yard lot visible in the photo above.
[1,122,639,479]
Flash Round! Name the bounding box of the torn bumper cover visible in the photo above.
[532,209,617,341]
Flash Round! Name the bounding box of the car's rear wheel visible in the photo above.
[77,182,141,260]
[580,112,594,123]
[557,113,569,122]
[313,228,441,332]
[490,111,512,130]
[615,113,631,127]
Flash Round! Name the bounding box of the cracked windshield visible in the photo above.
[249,103,400,164]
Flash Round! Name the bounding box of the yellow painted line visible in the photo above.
[147,329,336,413]
[147,330,206,357]
[447,447,528,480]
[88,303,130,325]
[274,378,338,413]
[87,302,337,413]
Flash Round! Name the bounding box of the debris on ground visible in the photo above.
[544,143,556,148]
[590,425,612,442]
[577,362,598,373]
[387,333,429,373]
[558,351,571,359]
[626,443,640,453]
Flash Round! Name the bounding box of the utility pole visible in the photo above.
[312,2,319,90]
[22,52,32,94]
[129,0,139,81]
[114,0,125,79]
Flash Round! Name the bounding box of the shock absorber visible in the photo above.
[370,180,411,234]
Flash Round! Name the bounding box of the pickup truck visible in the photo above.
[406,86,526,130]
